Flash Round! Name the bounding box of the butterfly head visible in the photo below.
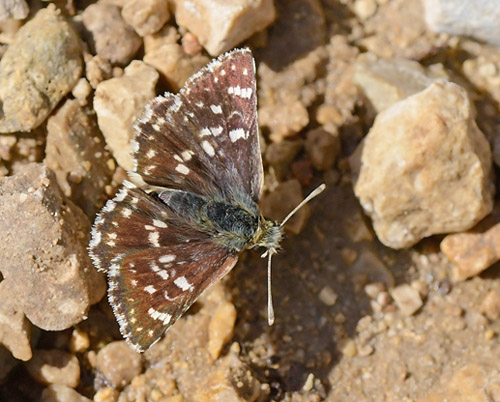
[252,217,283,255]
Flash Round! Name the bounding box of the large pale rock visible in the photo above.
[173,0,276,55]
[0,164,105,330]
[354,52,448,113]
[424,0,500,46]
[353,81,494,249]
[94,61,159,170]
[0,5,82,132]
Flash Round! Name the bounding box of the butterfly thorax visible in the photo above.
[158,190,282,253]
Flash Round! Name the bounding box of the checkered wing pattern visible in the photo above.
[89,182,238,351]
[132,48,263,202]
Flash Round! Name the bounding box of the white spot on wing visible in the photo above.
[145,285,156,294]
[148,308,171,324]
[159,254,176,263]
[175,164,190,175]
[121,208,132,218]
[211,126,223,136]
[202,140,215,156]
[147,149,156,158]
[153,219,167,228]
[200,128,211,137]
[210,104,222,114]
[181,150,193,161]
[149,231,160,247]
[228,86,252,99]
[174,276,193,292]
[229,128,247,142]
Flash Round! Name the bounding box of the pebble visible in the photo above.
[207,301,237,360]
[353,0,377,20]
[441,222,500,280]
[96,341,142,389]
[0,164,105,331]
[93,387,120,402]
[82,3,141,65]
[69,328,90,354]
[260,179,309,235]
[0,280,32,360]
[0,4,82,132]
[353,81,494,248]
[424,0,500,46]
[318,286,338,306]
[390,284,423,316]
[144,26,209,92]
[259,100,310,142]
[94,60,159,170]
[41,385,91,402]
[84,54,113,89]
[173,0,276,55]
[265,140,304,180]
[305,128,341,171]
[25,349,80,388]
[479,290,500,321]
[122,0,170,37]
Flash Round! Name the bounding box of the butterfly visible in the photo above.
[89,48,324,352]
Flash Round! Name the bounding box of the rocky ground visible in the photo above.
[1,0,500,401]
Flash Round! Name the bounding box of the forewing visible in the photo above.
[89,182,238,351]
[133,48,263,202]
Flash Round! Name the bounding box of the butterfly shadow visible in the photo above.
[227,180,413,399]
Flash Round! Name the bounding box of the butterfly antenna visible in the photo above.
[267,251,275,326]
[280,183,326,227]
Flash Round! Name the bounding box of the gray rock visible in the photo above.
[353,81,494,248]
[354,52,448,112]
[0,164,105,330]
[0,4,82,132]
[44,99,114,218]
[0,0,28,21]
[424,0,500,46]
[82,3,142,65]
[96,341,142,388]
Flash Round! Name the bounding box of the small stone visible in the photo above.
[0,0,28,21]
[259,100,310,142]
[390,284,423,316]
[93,387,120,402]
[69,328,90,354]
[0,280,32,361]
[96,341,142,389]
[207,301,237,360]
[305,128,340,171]
[44,99,114,218]
[353,0,377,20]
[264,140,304,180]
[341,339,357,358]
[181,32,202,56]
[25,349,80,388]
[94,61,159,170]
[85,54,113,89]
[302,373,315,391]
[40,384,91,402]
[82,3,141,65]
[357,344,374,357]
[173,0,276,55]
[260,180,309,235]
[318,286,338,306]
[354,52,448,113]
[479,290,500,321]
[485,329,495,340]
[353,81,493,249]
[122,0,170,37]
[144,26,209,92]
[0,4,82,132]
[71,78,92,104]
[424,0,500,46]
[441,222,500,280]
[0,164,105,330]
[364,282,385,299]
